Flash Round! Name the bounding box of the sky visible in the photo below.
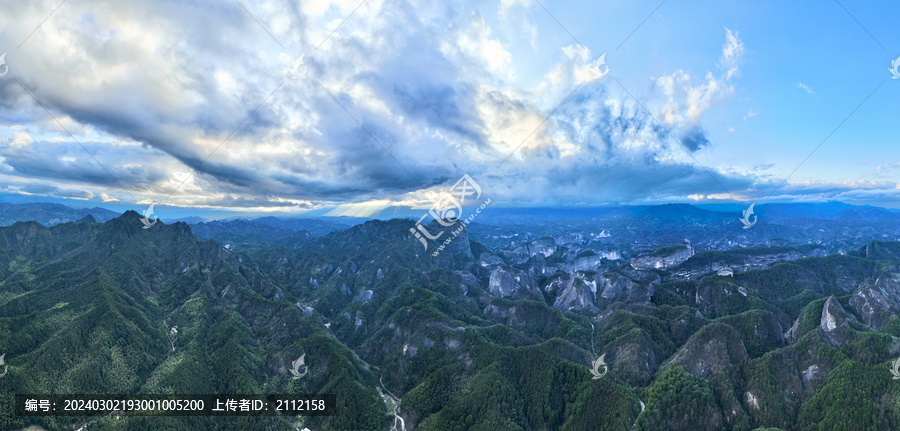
[0,0,899,219]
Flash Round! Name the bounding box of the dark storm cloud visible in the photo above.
[680,128,711,153]
[0,139,169,190]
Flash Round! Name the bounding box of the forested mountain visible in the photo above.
[2,211,900,430]
[188,219,314,250]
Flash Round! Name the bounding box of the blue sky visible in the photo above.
[0,0,898,219]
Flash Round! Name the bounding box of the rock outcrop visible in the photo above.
[849,269,900,330]
[816,296,865,347]
[488,267,543,302]
[631,240,694,270]
[552,274,598,312]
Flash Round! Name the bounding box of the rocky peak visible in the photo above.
[817,296,864,347]
[552,274,599,312]
[849,269,900,330]
[820,296,851,332]
[597,271,656,304]
[488,267,543,302]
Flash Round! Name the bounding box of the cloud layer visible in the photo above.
[0,1,895,214]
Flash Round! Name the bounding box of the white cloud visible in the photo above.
[453,15,516,81]
[797,82,814,94]
[498,0,537,47]
[654,29,744,127]
[720,28,744,80]
[10,132,33,148]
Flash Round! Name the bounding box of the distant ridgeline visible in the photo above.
[0,202,119,226]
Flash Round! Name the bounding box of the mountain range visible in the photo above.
[1,203,900,429]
